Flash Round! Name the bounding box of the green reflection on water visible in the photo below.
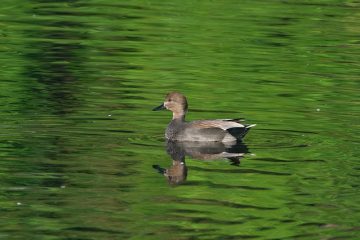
[0,0,359,239]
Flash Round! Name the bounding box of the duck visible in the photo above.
[153,92,255,142]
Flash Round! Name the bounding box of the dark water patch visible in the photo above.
[113,171,139,177]
[173,208,210,214]
[72,2,149,11]
[279,219,296,223]
[40,178,68,188]
[34,210,64,219]
[294,192,313,196]
[69,169,95,175]
[267,32,293,39]
[216,234,260,239]
[255,79,286,84]
[129,141,161,147]
[290,233,321,239]
[346,226,360,231]
[3,18,87,29]
[65,227,124,234]
[66,117,117,121]
[153,224,218,235]
[102,35,146,42]
[62,238,92,240]
[168,215,245,225]
[100,47,140,53]
[298,222,342,229]
[299,222,326,227]
[265,16,299,26]
[256,40,289,47]
[277,93,296,97]
[257,226,274,231]
[105,129,135,133]
[29,7,144,21]
[294,232,356,240]
[38,163,68,170]
[287,1,356,8]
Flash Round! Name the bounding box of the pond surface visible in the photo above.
[0,0,359,239]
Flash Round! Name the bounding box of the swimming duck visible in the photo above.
[153,92,255,142]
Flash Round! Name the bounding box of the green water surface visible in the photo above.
[0,0,359,239]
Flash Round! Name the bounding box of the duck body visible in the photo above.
[153,92,255,143]
[166,119,254,142]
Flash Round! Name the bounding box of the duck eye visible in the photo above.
[168,99,172,102]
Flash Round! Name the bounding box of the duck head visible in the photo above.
[153,92,188,120]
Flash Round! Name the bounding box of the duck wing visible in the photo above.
[189,120,246,130]
[189,120,255,140]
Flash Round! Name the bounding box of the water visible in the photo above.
[0,0,359,239]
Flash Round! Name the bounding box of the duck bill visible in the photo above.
[152,103,165,111]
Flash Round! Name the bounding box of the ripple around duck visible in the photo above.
[252,157,326,163]
[190,166,291,176]
[174,197,278,210]
[185,180,271,190]
[248,128,316,149]
[259,128,318,135]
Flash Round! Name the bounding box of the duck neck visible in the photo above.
[172,112,185,121]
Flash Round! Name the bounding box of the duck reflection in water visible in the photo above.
[153,140,249,185]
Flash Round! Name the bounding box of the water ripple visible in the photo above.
[174,197,278,210]
[190,166,291,176]
[185,180,271,190]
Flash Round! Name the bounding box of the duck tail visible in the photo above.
[245,124,256,128]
